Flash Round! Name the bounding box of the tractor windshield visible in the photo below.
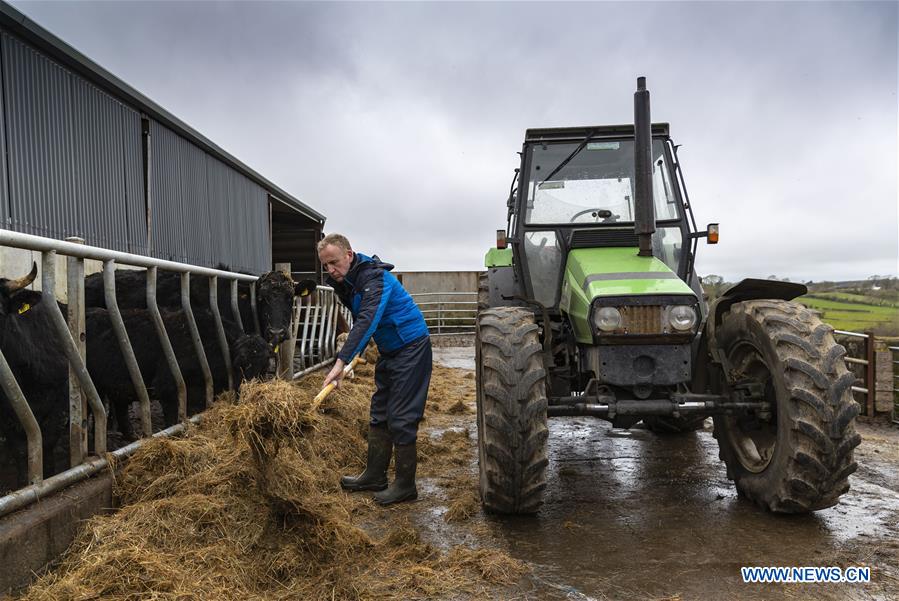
[524,139,679,225]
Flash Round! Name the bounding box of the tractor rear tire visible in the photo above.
[643,415,707,434]
[476,307,548,514]
[712,300,860,513]
[478,272,489,311]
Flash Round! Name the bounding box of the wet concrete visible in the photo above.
[420,348,899,600]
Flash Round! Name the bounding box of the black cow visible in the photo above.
[0,263,272,492]
[84,269,309,345]
[0,264,69,489]
[85,306,273,439]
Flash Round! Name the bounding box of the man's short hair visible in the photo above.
[318,233,352,253]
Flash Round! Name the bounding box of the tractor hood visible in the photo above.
[560,248,697,343]
[564,248,695,299]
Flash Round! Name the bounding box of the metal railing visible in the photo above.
[411,292,477,336]
[0,231,259,518]
[0,231,346,518]
[285,286,351,379]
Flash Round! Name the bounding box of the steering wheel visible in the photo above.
[570,208,613,223]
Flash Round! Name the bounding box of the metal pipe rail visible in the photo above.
[103,260,153,437]
[0,230,257,281]
[0,415,202,519]
[411,292,477,337]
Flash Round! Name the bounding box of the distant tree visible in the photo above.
[701,274,727,302]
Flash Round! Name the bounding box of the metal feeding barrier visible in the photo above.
[411,292,477,336]
[0,231,337,518]
[288,286,352,379]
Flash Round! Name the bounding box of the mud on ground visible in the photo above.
[401,349,899,601]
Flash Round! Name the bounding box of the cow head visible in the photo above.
[255,271,296,345]
[231,334,275,382]
[0,262,38,316]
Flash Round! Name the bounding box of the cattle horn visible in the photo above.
[4,262,38,294]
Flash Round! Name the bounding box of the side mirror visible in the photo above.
[496,229,508,250]
[690,223,719,244]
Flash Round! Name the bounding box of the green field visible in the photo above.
[799,295,899,334]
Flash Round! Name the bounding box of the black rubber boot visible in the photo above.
[341,425,392,492]
[374,442,418,505]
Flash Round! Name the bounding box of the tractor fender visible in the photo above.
[705,278,807,367]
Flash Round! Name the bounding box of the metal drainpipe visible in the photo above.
[208,276,233,391]
[41,251,107,455]
[147,267,187,422]
[103,260,153,436]
[180,273,214,408]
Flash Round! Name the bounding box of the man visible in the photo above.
[319,233,431,505]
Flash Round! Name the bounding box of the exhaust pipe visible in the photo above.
[634,76,655,257]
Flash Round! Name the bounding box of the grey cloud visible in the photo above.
[10,0,897,280]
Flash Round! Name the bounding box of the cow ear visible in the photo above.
[3,262,38,296]
[295,279,318,297]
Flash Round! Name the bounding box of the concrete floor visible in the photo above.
[418,347,899,600]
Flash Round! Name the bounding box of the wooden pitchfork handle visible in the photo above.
[310,356,366,412]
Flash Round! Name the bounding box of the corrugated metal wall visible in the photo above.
[2,31,76,240]
[206,154,271,273]
[0,27,275,273]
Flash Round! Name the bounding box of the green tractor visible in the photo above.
[475,77,860,515]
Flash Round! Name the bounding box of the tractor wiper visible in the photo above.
[539,130,595,186]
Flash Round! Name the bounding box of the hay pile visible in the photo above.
[20,362,524,600]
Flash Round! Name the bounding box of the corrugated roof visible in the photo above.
[0,1,325,224]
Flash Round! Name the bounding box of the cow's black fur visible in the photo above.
[0,271,69,488]
[84,269,302,345]
[86,307,273,437]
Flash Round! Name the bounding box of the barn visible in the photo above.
[0,2,324,279]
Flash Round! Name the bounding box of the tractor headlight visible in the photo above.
[593,307,622,332]
[667,305,697,331]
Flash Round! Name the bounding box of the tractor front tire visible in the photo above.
[476,307,548,514]
[478,272,489,311]
[713,300,860,513]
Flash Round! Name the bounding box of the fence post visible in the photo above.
[65,236,87,465]
[865,331,875,417]
[873,339,894,416]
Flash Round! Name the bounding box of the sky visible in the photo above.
[9,0,898,282]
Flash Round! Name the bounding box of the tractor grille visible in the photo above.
[620,305,663,334]
[569,228,639,249]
